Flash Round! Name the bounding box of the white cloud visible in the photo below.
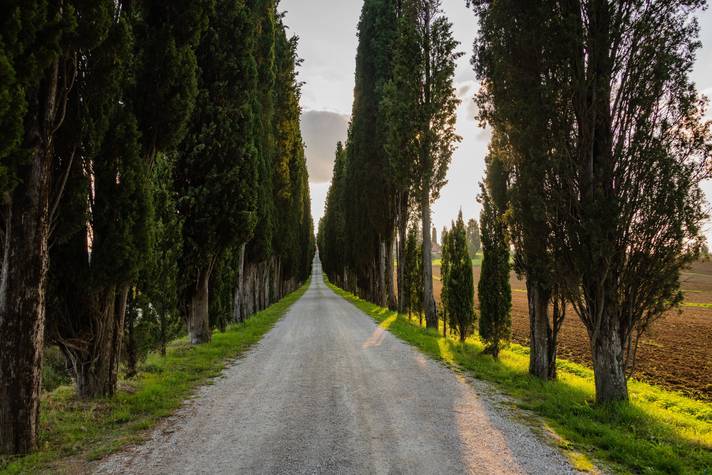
[301,110,349,184]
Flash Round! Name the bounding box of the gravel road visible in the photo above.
[96,257,576,474]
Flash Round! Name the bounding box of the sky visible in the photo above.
[282,0,712,241]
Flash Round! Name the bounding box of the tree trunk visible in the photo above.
[376,240,386,307]
[159,305,167,357]
[188,265,211,344]
[232,243,246,322]
[0,167,51,454]
[385,236,397,310]
[397,210,407,313]
[112,285,129,384]
[125,298,137,378]
[0,128,54,453]
[74,285,128,398]
[421,196,437,328]
[591,317,629,403]
[527,281,553,379]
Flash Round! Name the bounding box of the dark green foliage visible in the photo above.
[128,0,210,160]
[41,347,71,393]
[402,224,423,321]
[0,0,117,453]
[390,0,461,327]
[440,227,451,322]
[175,0,259,343]
[340,0,399,305]
[477,147,511,358]
[443,212,475,342]
[318,0,460,322]
[1,0,314,456]
[470,0,712,402]
[126,153,184,366]
[466,219,480,256]
[318,143,348,283]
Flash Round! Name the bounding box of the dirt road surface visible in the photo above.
[96,258,575,474]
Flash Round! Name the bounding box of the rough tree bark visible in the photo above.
[396,205,407,313]
[377,240,387,307]
[0,67,61,453]
[527,281,554,379]
[385,236,397,310]
[421,195,437,328]
[71,285,129,398]
[591,316,628,403]
[188,264,212,344]
[232,243,246,323]
[0,155,51,454]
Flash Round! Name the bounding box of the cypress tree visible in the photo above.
[446,212,475,342]
[470,0,711,402]
[319,143,348,285]
[342,0,398,306]
[440,227,451,334]
[466,218,480,256]
[389,0,461,328]
[470,0,564,381]
[46,0,209,399]
[176,0,259,344]
[125,152,184,367]
[383,0,421,313]
[0,1,114,452]
[240,0,276,319]
[477,142,511,358]
[402,224,423,323]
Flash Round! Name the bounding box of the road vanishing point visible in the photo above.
[97,257,576,475]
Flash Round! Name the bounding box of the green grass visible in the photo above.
[326,278,712,474]
[433,252,483,267]
[682,302,712,309]
[0,280,309,475]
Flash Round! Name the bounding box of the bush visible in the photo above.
[42,346,71,392]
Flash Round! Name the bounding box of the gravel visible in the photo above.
[95,259,578,475]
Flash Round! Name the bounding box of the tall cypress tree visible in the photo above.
[470,0,565,380]
[0,0,114,453]
[241,0,276,318]
[478,140,511,358]
[402,223,423,323]
[383,0,421,313]
[466,218,480,256]
[440,226,451,334]
[470,0,711,402]
[395,0,461,328]
[342,0,398,306]
[46,0,209,399]
[446,211,475,342]
[176,0,258,344]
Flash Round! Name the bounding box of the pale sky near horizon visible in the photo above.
[282,1,712,241]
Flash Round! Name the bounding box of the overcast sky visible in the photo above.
[283,0,712,240]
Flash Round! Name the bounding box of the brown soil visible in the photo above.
[432,260,712,400]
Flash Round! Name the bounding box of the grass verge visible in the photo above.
[1,279,309,475]
[326,278,712,474]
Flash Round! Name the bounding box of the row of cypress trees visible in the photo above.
[0,0,314,455]
[322,0,711,407]
[317,0,462,327]
[469,0,711,403]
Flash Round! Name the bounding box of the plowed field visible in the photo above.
[433,260,712,400]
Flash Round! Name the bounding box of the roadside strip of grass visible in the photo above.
[682,302,712,309]
[1,279,309,475]
[326,278,712,474]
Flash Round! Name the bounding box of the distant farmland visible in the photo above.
[432,259,712,400]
